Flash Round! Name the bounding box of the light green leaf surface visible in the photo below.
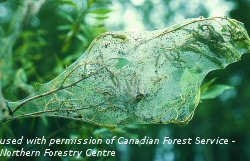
[2,17,250,126]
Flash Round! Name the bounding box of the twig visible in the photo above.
[12,67,104,114]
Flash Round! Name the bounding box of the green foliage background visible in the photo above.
[0,0,250,161]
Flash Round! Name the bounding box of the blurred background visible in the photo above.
[0,0,250,161]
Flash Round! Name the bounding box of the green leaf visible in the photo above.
[200,78,217,94]
[201,85,233,100]
[58,11,74,23]
[94,15,109,20]
[3,17,250,126]
[57,25,71,31]
[115,58,131,69]
[88,9,112,14]
[76,34,87,43]
[59,0,77,8]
